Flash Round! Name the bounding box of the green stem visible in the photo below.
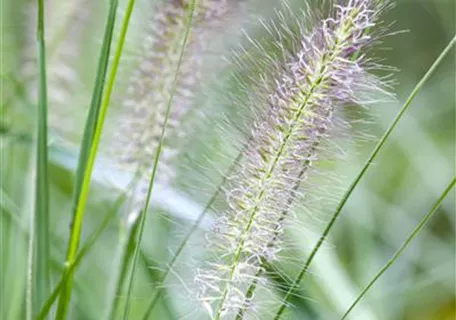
[141,145,247,318]
[55,0,136,317]
[121,0,198,318]
[104,212,141,320]
[34,0,51,315]
[36,188,129,320]
[340,177,455,319]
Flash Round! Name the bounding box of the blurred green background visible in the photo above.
[1,0,454,319]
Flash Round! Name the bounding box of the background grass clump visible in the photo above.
[0,0,455,319]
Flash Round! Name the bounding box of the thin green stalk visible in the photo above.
[102,224,130,320]
[139,252,176,319]
[37,189,129,320]
[55,0,136,317]
[3,179,130,320]
[141,146,247,318]
[122,0,198,317]
[340,177,455,319]
[273,35,456,320]
[34,0,50,314]
[103,212,140,320]
[113,223,142,319]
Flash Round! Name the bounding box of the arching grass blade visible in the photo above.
[37,190,129,320]
[273,34,456,320]
[55,0,136,317]
[340,177,455,319]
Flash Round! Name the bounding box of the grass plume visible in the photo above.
[274,33,456,320]
[109,0,243,198]
[196,1,393,318]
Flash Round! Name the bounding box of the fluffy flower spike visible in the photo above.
[109,0,243,206]
[196,1,392,318]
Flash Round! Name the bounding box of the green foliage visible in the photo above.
[55,0,121,317]
[1,0,454,319]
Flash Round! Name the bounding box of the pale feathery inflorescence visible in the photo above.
[195,0,393,318]
[109,0,243,207]
[22,0,93,139]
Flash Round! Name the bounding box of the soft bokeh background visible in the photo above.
[1,0,454,319]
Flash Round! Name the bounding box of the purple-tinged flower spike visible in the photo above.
[108,0,244,207]
[195,1,393,318]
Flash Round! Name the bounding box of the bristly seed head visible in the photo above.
[108,0,243,206]
[21,0,93,140]
[196,1,393,318]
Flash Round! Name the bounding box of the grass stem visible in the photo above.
[122,0,198,317]
[55,0,136,317]
[273,34,456,320]
[34,0,51,315]
[340,177,455,319]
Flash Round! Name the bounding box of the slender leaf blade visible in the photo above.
[37,188,129,320]
[340,177,455,319]
[122,0,199,317]
[34,0,50,315]
[273,34,456,320]
[55,0,120,317]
